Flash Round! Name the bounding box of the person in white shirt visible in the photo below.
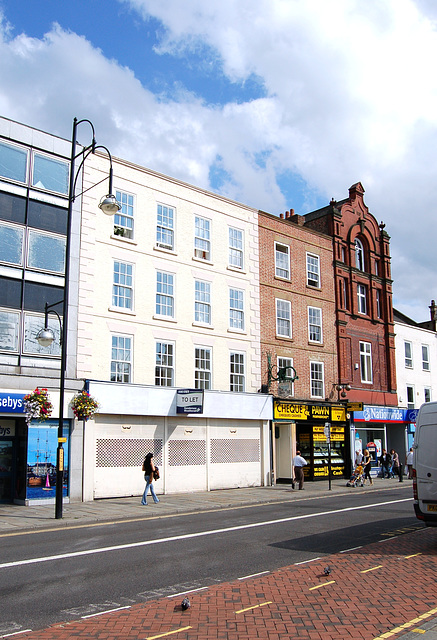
[406,447,414,479]
[293,451,307,490]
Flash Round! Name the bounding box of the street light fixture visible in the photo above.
[37,117,120,519]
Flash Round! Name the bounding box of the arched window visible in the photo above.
[355,238,365,271]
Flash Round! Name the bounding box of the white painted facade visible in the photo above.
[77,153,270,500]
[394,315,437,411]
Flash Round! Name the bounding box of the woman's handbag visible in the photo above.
[153,466,160,480]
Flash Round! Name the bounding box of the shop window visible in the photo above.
[27,421,69,500]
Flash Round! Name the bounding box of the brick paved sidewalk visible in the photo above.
[13,527,437,640]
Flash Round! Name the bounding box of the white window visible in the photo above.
[278,356,294,396]
[360,341,372,383]
[376,289,382,319]
[195,280,211,325]
[156,271,174,318]
[355,238,365,271]
[275,243,290,279]
[0,309,20,352]
[229,227,243,269]
[310,361,324,398]
[404,341,413,368]
[407,385,415,409]
[276,299,292,338]
[422,345,430,371]
[114,190,134,239]
[111,334,132,383]
[229,288,244,330]
[308,306,322,343]
[156,204,174,250]
[425,387,431,403]
[306,253,320,288]
[113,261,133,310]
[195,347,211,389]
[357,284,367,315]
[340,278,348,310]
[230,352,245,392]
[194,216,211,260]
[155,341,174,386]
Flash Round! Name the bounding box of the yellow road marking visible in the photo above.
[361,565,383,573]
[235,601,272,614]
[309,580,335,590]
[146,627,192,640]
[404,553,422,559]
[412,629,426,634]
[373,605,437,639]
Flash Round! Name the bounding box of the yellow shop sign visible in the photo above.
[274,402,310,420]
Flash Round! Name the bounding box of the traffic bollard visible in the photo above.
[399,463,403,482]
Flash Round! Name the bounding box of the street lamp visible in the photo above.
[37,117,120,519]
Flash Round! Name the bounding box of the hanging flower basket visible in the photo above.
[23,388,53,426]
[70,391,100,421]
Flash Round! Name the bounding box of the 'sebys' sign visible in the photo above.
[176,389,204,414]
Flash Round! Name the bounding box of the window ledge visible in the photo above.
[153,315,177,323]
[192,256,213,266]
[193,322,214,329]
[108,306,136,316]
[308,340,324,346]
[227,265,246,274]
[154,245,177,256]
[276,335,293,341]
[306,284,321,291]
[111,234,137,245]
[227,328,247,335]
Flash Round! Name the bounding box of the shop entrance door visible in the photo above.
[0,439,15,503]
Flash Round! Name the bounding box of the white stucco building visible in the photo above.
[78,152,271,500]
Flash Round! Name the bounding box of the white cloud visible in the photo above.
[1,2,437,320]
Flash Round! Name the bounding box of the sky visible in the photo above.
[0,0,436,321]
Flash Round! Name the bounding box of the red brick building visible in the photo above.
[258,210,343,482]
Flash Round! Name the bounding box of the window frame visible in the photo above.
[228,227,244,270]
[422,344,430,371]
[310,361,324,398]
[404,341,413,368]
[306,252,320,288]
[406,384,415,409]
[112,260,134,310]
[155,340,175,386]
[276,298,292,338]
[31,151,69,195]
[229,287,244,331]
[194,215,211,261]
[230,351,245,392]
[194,279,211,325]
[156,270,175,318]
[110,333,132,383]
[360,341,373,383]
[424,387,432,403]
[0,140,29,184]
[275,242,290,279]
[355,238,365,271]
[195,346,212,390]
[156,203,175,251]
[114,190,134,239]
[357,283,367,315]
[308,306,322,343]
[277,356,294,396]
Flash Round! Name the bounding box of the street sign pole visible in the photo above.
[325,422,332,491]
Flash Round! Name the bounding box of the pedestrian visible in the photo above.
[406,447,414,479]
[141,452,160,505]
[355,450,363,465]
[362,449,373,485]
[293,450,307,490]
[390,449,400,478]
[379,449,392,478]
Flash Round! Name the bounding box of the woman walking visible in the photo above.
[141,452,160,505]
[363,449,373,485]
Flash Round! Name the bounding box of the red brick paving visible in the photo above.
[15,528,437,640]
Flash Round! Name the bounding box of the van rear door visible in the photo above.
[414,403,437,526]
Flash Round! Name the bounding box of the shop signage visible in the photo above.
[0,392,25,414]
[314,425,344,442]
[274,401,346,422]
[176,389,204,414]
[347,402,363,412]
[354,406,416,423]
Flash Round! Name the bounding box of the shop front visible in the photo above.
[273,400,349,482]
[352,405,418,474]
[0,390,71,504]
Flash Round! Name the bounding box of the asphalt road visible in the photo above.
[0,487,418,635]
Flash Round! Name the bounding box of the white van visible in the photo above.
[413,401,437,526]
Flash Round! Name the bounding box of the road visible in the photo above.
[0,487,418,635]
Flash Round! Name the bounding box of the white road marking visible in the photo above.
[0,632,32,638]
[339,546,363,553]
[81,606,131,618]
[0,498,412,570]
[238,571,270,580]
[167,587,208,598]
[294,557,321,565]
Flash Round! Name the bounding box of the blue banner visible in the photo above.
[354,405,418,423]
[0,392,25,414]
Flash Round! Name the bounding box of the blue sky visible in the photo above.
[1,0,437,320]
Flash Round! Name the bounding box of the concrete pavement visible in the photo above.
[2,479,437,640]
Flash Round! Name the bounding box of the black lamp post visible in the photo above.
[36,117,120,519]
